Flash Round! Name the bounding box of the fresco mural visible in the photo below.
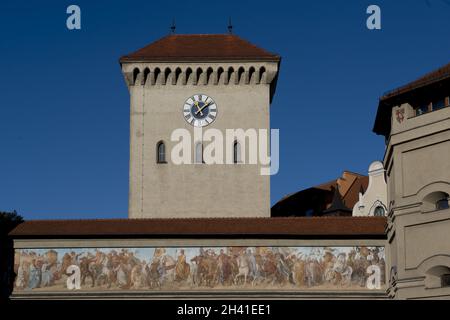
[13,246,386,292]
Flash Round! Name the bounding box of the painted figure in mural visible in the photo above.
[291,253,306,286]
[27,259,41,289]
[246,249,258,281]
[130,263,143,289]
[146,260,162,289]
[275,252,291,284]
[15,262,26,289]
[175,250,190,281]
[79,255,96,287]
[115,262,129,289]
[305,252,323,287]
[217,249,234,285]
[41,261,54,287]
[349,247,371,287]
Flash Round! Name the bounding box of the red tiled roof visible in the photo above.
[9,217,386,238]
[380,62,450,101]
[120,34,281,62]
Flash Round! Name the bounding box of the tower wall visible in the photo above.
[122,62,278,218]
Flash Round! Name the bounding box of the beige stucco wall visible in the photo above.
[122,62,278,218]
[384,104,450,299]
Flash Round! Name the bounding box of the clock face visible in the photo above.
[183,94,217,127]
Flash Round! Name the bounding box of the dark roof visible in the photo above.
[9,217,386,238]
[272,172,368,217]
[373,61,450,137]
[322,186,352,216]
[120,34,281,63]
[380,62,450,101]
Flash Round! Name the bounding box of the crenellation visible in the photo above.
[121,63,278,88]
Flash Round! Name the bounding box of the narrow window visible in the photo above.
[157,141,166,163]
[132,68,140,85]
[195,142,203,164]
[217,67,224,84]
[233,141,241,164]
[259,66,266,83]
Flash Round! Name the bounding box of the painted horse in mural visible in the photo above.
[253,253,280,286]
[213,251,235,286]
[79,256,96,287]
[93,252,115,288]
[234,253,250,285]
[191,254,218,287]
[348,249,371,287]
[323,254,353,286]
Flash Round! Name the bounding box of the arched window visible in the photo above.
[259,66,266,83]
[237,67,245,84]
[233,141,242,164]
[374,206,385,217]
[154,68,161,84]
[248,66,256,83]
[206,67,214,85]
[157,141,166,163]
[132,68,140,85]
[227,67,234,84]
[217,67,224,84]
[423,191,449,212]
[425,265,450,289]
[174,68,182,85]
[195,68,203,85]
[185,68,193,85]
[195,142,203,164]
[143,68,150,85]
[164,67,171,85]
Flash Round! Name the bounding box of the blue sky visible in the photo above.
[1,0,449,220]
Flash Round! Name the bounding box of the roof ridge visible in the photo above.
[381,61,450,101]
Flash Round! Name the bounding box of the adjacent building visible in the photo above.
[373,62,450,299]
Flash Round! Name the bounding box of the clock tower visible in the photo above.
[120,34,280,219]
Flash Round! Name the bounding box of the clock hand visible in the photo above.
[195,100,212,115]
[193,100,204,116]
